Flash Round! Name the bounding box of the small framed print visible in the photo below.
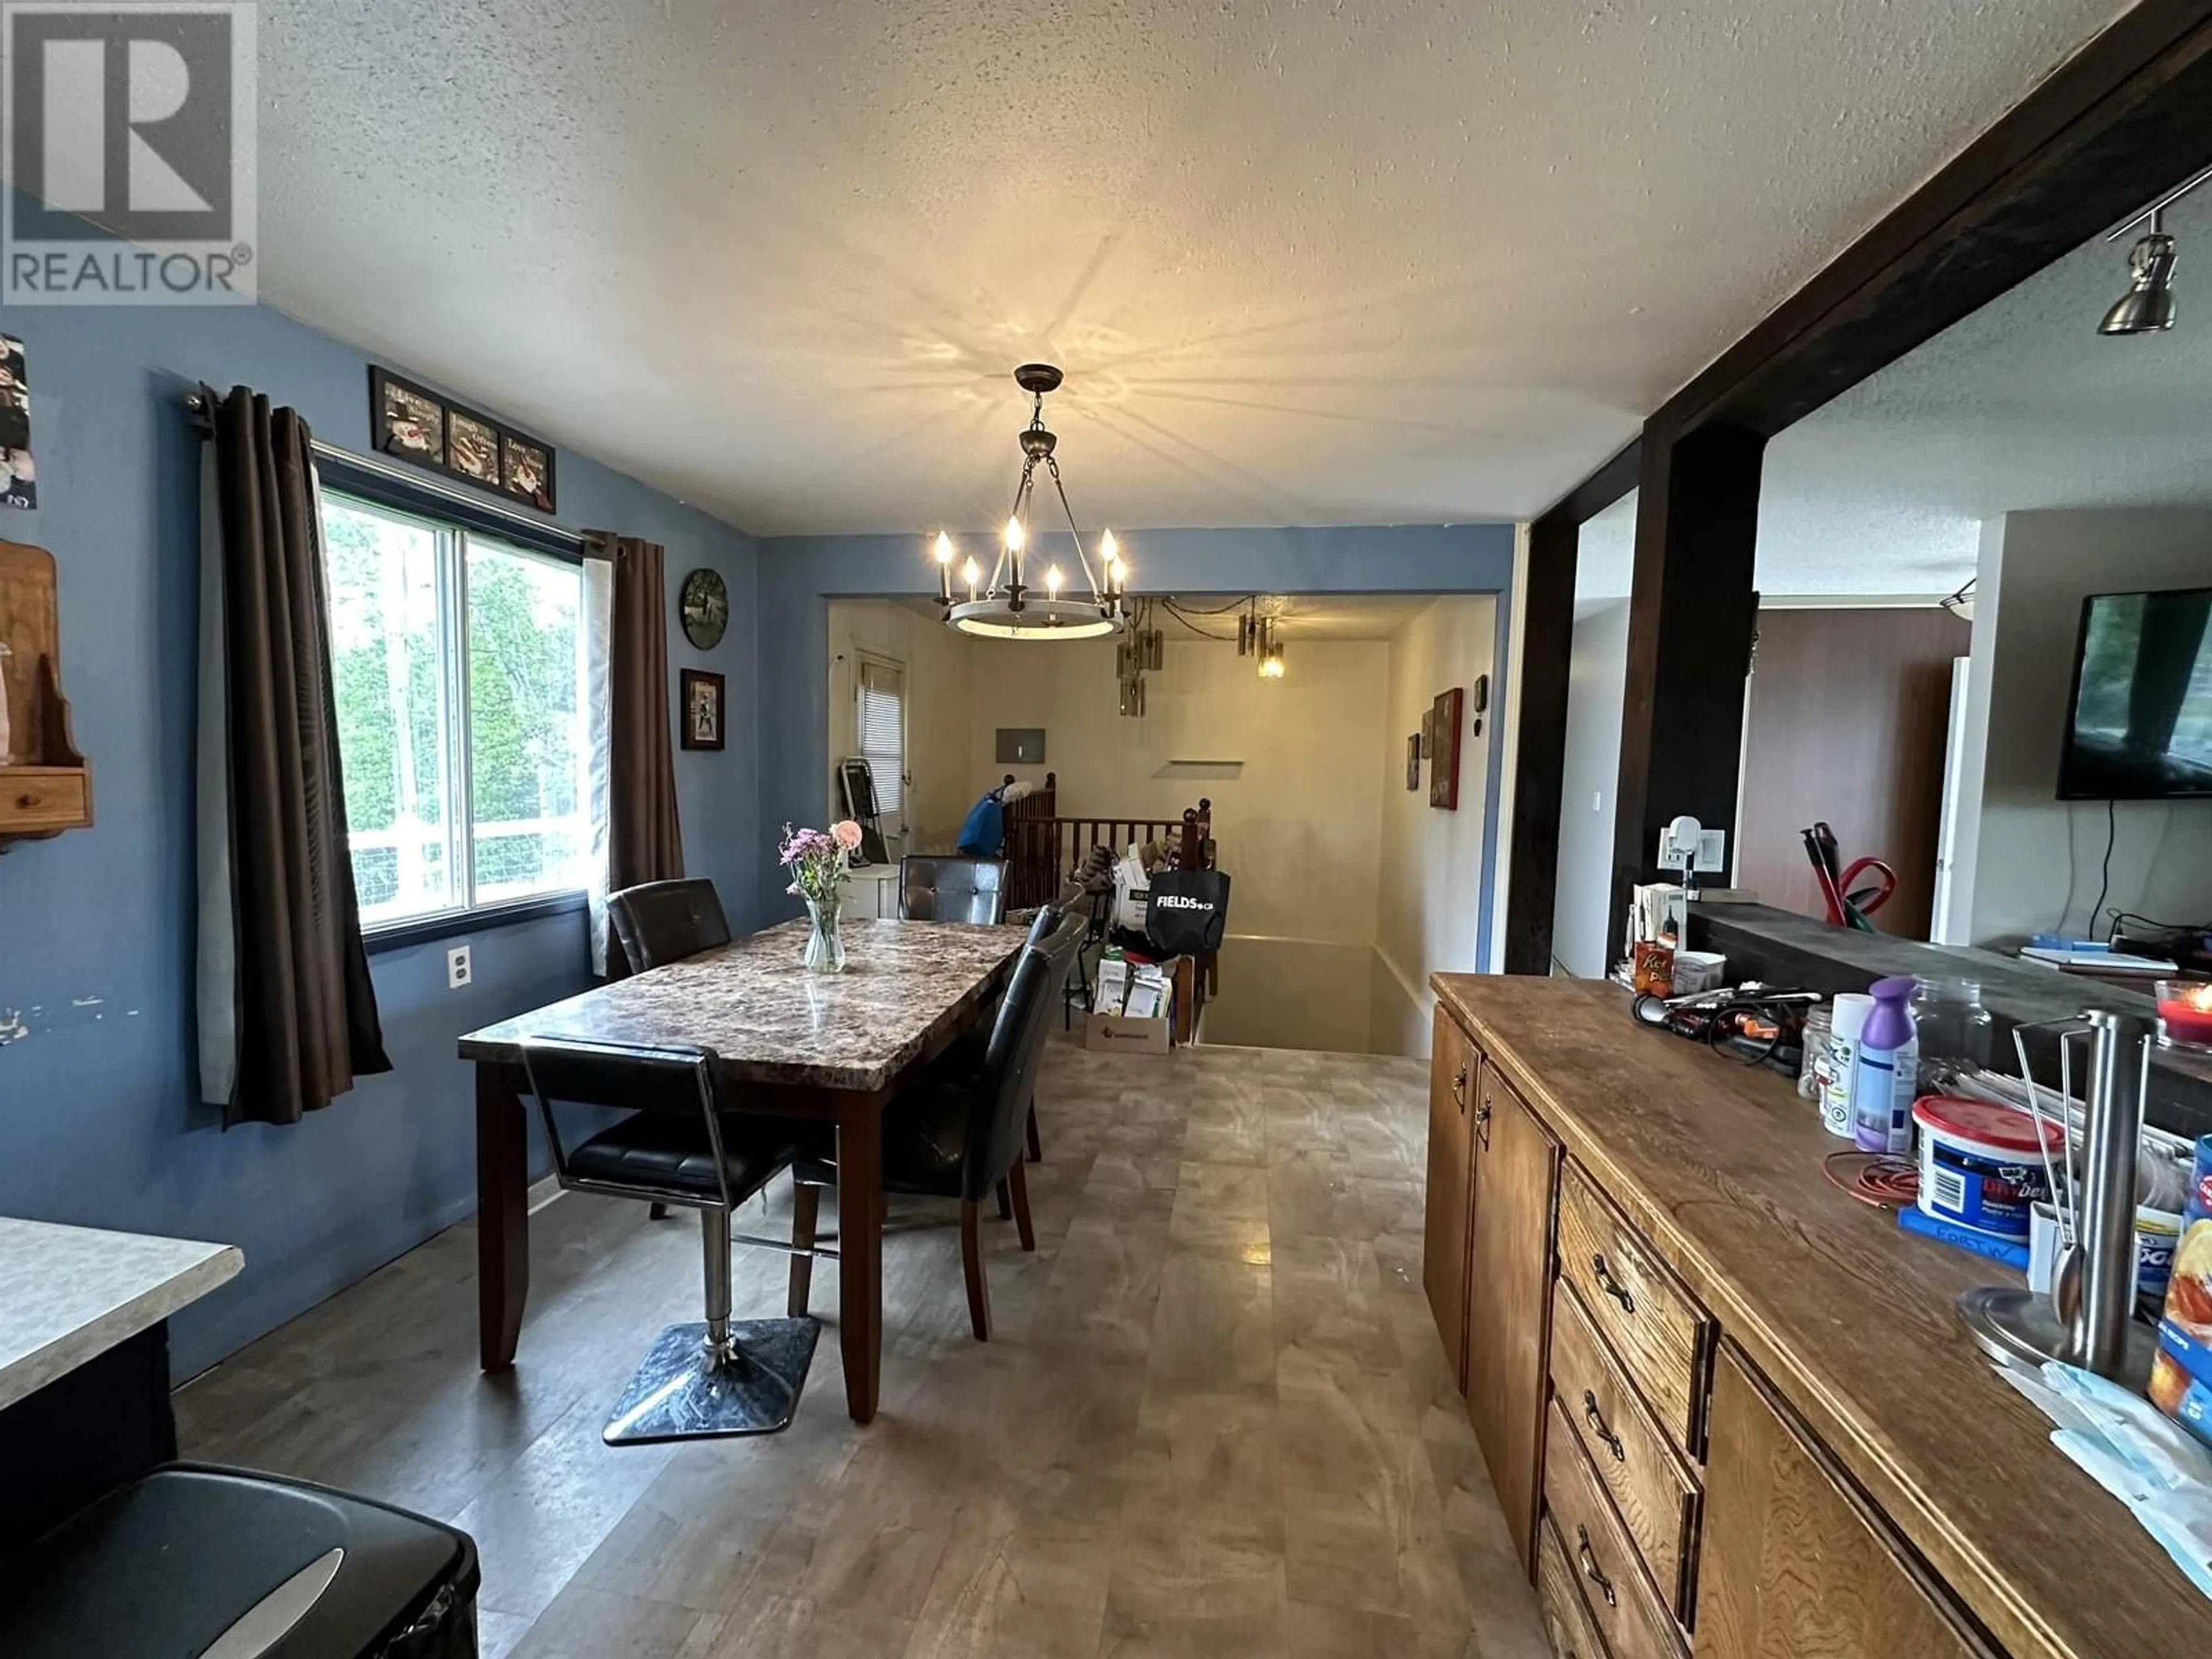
[680,668,725,751]
[501,432,555,512]
[447,407,501,485]
[1419,708,1434,758]
[1405,733,1422,791]
[372,368,445,465]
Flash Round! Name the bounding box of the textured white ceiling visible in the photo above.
[253,0,2126,535]
[1571,187,2212,603]
[1750,188,2212,597]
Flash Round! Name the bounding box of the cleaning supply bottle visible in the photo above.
[1853,976,1919,1155]
[1822,993,1873,1139]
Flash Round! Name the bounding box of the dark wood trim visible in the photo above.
[1503,435,1643,975]
[1608,426,1765,957]
[1546,437,1642,526]
[1658,3,2212,438]
[1503,514,1578,974]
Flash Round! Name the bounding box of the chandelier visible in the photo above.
[931,364,1128,639]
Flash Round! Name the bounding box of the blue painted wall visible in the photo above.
[0,293,760,1377]
[755,524,1517,946]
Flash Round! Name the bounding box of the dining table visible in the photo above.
[457,915,1028,1424]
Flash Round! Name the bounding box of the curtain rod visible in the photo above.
[183,388,590,546]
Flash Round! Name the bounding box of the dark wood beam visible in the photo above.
[1503,513,1577,974]
[1546,438,1642,527]
[1660,2,2212,438]
[1501,434,1642,976]
[1608,425,1765,957]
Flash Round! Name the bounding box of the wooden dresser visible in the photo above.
[1423,975,2206,1659]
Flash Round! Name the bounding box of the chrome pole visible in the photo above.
[2070,1010,2154,1376]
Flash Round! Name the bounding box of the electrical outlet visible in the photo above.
[447,945,472,989]
[1696,828,1728,873]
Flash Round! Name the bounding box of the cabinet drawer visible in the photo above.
[1557,1162,1713,1458]
[0,767,87,833]
[1536,1510,1613,1659]
[1544,1399,1686,1659]
[1548,1279,1701,1619]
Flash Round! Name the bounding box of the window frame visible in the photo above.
[853,649,907,833]
[316,466,594,952]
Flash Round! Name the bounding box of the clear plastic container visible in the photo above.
[1912,976,1992,1086]
[1797,1004,1833,1103]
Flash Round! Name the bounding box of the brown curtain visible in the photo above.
[589,532,685,975]
[205,387,390,1124]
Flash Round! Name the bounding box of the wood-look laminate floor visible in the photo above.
[175,1037,1548,1659]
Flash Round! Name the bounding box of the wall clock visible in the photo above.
[680,567,729,649]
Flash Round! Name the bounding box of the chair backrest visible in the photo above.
[1054,879,1086,913]
[608,878,730,970]
[961,912,1087,1198]
[900,855,1010,925]
[518,1037,735,1204]
[1021,902,1060,949]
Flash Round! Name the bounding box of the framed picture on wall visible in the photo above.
[371,368,446,466]
[680,669,725,751]
[1429,687,1464,810]
[1405,734,1422,791]
[1419,709,1434,757]
[447,407,502,485]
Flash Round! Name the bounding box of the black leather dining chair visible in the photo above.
[899,855,1010,925]
[787,912,1085,1340]
[520,1037,819,1442]
[609,877,731,969]
[607,877,736,1219]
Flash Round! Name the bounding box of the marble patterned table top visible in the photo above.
[0,1218,241,1411]
[458,917,1028,1092]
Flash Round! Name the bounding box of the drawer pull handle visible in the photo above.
[1575,1526,1616,1608]
[1590,1252,1637,1315]
[1452,1064,1469,1111]
[14,794,33,809]
[1581,1389,1625,1461]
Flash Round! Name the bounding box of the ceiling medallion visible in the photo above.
[930,364,1128,640]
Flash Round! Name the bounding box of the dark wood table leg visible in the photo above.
[476,1061,531,1373]
[834,1094,886,1424]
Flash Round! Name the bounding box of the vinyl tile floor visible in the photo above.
[174,1036,1550,1659]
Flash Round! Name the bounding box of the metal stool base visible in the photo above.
[603,1317,820,1445]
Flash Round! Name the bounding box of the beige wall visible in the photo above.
[825,597,1497,1057]
[1953,509,2212,947]
[1372,596,1499,1057]
[965,631,1390,1051]
[824,600,976,856]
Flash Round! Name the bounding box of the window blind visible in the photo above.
[858,658,904,816]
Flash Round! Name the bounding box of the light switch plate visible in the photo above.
[1695,828,1728,873]
[447,945,472,989]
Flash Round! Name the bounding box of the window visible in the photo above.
[857,656,905,820]
[321,491,592,930]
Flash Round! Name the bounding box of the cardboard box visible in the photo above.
[1084,1008,1173,1056]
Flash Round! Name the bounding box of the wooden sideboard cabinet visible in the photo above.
[1423,974,2198,1659]
[1698,1344,1997,1659]
[1422,1006,1476,1389]
[1463,1059,1559,1570]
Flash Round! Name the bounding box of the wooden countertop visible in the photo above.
[0,1218,240,1411]
[1430,974,2207,1659]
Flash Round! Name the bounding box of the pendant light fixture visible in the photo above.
[2097,161,2211,336]
[932,365,1128,639]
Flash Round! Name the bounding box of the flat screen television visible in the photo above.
[2057,585,2212,799]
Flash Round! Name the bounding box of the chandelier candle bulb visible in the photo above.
[1047,565,1063,599]
[933,532,955,603]
[963,558,980,603]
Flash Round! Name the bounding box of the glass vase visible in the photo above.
[803,895,846,975]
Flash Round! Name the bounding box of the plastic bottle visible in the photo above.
[1852,976,1919,1155]
[1821,993,1872,1139]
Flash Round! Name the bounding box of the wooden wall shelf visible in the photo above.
[0,539,91,847]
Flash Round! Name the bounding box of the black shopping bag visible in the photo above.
[1145,868,1230,956]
